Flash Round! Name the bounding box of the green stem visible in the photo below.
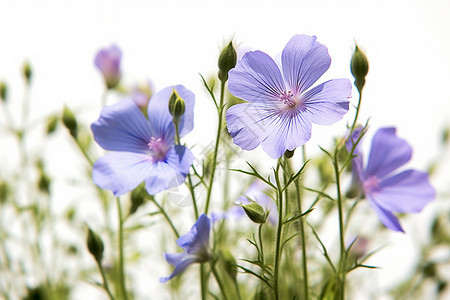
[96,259,115,300]
[75,137,94,166]
[273,159,283,300]
[210,261,229,300]
[200,264,207,300]
[115,197,128,300]
[333,150,346,300]
[150,197,180,238]
[350,91,363,134]
[258,224,264,265]
[294,177,309,299]
[204,80,226,214]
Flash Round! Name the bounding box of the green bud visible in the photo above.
[218,41,237,82]
[284,149,295,159]
[241,202,267,224]
[168,89,185,123]
[129,184,146,216]
[87,227,104,262]
[350,45,369,93]
[46,115,59,135]
[0,82,7,102]
[23,61,32,85]
[62,106,78,138]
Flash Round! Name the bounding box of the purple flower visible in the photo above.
[226,35,352,159]
[91,85,195,196]
[160,214,211,283]
[94,44,122,89]
[347,127,435,232]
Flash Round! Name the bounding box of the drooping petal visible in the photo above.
[91,99,152,153]
[177,214,211,254]
[365,128,412,179]
[367,199,404,232]
[226,102,280,151]
[228,50,285,103]
[144,145,194,195]
[164,252,188,266]
[261,110,312,159]
[281,35,331,94]
[371,170,435,213]
[159,254,197,283]
[301,79,351,125]
[92,152,153,196]
[147,85,195,139]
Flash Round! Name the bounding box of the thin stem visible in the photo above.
[210,261,229,300]
[200,264,207,300]
[204,80,226,214]
[273,159,283,300]
[333,149,346,300]
[294,177,309,299]
[150,197,180,238]
[350,91,363,134]
[258,224,264,265]
[115,197,128,300]
[96,259,115,300]
[74,137,94,166]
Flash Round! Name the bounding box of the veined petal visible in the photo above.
[159,255,197,283]
[228,50,285,103]
[147,85,195,139]
[226,102,280,151]
[144,145,194,195]
[177,214,211,254]
[281,35,331,94]
[261,110,312,159]
[365,128,412,179]
[91,99,152,152]
[367,198,404,232]
[92,152,153,196]
[372,170,435,213]
[302,79,351,125]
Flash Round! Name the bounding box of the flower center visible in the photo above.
[147,137,168,162]
[277,90,296,107]
[363,175,381,193]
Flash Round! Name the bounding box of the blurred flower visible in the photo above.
[347,127,435,232]
[226,34,352,158]
[160,214,211,283]
[131,80,153,109]
[94,44,122,89]
[91,85,195,196]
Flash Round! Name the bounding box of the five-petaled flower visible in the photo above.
[226,34,352,159]
[91,85,195,196]
[160,214,211,283]
[347,127,435,232]
[94,44,122,89]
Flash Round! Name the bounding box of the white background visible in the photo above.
[1,0,450,299]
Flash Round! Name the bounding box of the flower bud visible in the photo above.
[350,45,369,93]
[87,227,104,263]
[23,61,32,85]
[0,82,7,102]
[168,88,185,123]
[94,44,122,89]
[46,115,59,135]
[241,202,267,224]
[284,149,295,159]
[218,41,237,82]
[62,106,78,138]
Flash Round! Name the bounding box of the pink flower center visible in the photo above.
[147,137,168,162]
[278,90,296,107]
[363,175,381,193]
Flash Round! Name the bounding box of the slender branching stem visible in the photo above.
[115,197,129,300]
[273,159,284,300]
[150,197,180,239]
[96,259,115,300]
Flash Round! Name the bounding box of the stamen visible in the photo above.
[363,175,381,192]
[147,137,167,161]
[278,90,296,107]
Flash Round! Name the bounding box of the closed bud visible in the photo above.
[218,41,237,82]
[0,82,7,102]
[168,89,185,123]
[284,149,295,159]
[23,61,32,85]
[241,202,267,224]
[87,227,104,262]
[46,115,59,135]
[62,106,78,138]
[350,45,369,93]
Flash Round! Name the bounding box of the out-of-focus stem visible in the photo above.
[115,197,128,300]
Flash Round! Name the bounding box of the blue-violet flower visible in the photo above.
[94,44,122,89]
[226,34,352,158]
[160,214,211,283]
[91,85,195,196]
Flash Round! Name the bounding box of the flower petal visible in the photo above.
[92,152,153,196]
[91,99,152,153]
[228,50,285,103]
[159,255,197,283]
[302,79,351,125]
[281,35,331,94]
[367,199,404,232]
[365,128,412,179]
[226,102,279,151]
[261,110,312,159]
[177,214,211,254]
[147,85,195,138]
[144,145,194,195]
[371,170,435,213]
